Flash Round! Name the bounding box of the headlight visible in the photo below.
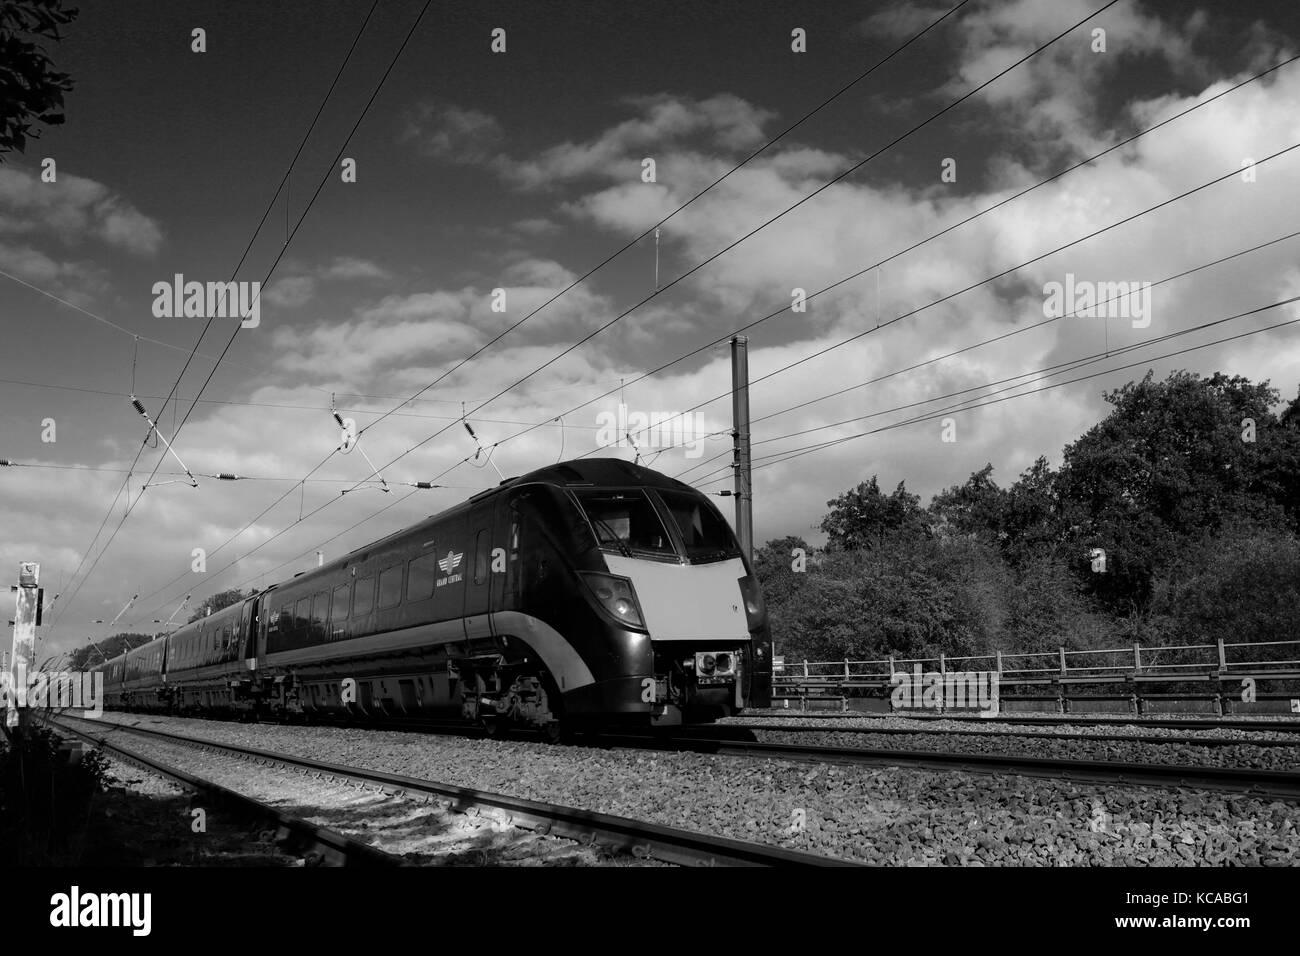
[694,651,736,677]
[578,572,645,628]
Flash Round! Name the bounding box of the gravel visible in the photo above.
[69,711,1300,866]
[63,718,660,866]
[728,728,1300,771]
[727,712,1300,742]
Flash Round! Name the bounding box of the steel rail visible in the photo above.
[53,715,857,867]
[48,717,402,867]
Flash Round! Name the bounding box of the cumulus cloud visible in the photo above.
[403,102,504,163]
[0,166,163,255]
[261,257,393,309]
[501,93,776,190]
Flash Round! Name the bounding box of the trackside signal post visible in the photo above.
[731,336,753,564]
[7,562,39,732]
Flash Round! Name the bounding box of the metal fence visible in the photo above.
[771,638,1300,714]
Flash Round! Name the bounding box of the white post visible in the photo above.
[8,562,39,732]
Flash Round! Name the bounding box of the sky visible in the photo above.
[2,0,1299,658]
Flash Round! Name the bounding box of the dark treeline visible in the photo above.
[755,370,1300,665]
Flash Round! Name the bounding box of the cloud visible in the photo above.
[0,166,163,255]
[262,275,316,309]
[504,93,775,190]
[403,102,504,163]
[260,257,392,309]
[323,256,391,281]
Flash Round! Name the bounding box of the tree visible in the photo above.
[820,476,931,551]
[65,632,153,670]
[1054,370,1295,611]
[0,0,78,160]
[188,588,249,622]
[930,463,1006,541]
[1147,524,1300,656]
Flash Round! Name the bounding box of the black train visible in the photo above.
[98,459,773,736]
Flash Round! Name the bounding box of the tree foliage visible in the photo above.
[188,588,250,622]
[755,370,1300,664]
[0,0,78,159]
[64,631,153,670]
[820,476,931,551]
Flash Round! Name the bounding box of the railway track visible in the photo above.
[50,715,857,868]
[693,722,1300,748]
[743,711,1300,734]
[612,733,1300,801]
[48,717,402,867]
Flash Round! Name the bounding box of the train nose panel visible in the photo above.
[601,556,750,641]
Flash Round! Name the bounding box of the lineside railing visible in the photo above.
[770,638,1300,714]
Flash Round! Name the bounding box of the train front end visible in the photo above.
[565,469,772,725]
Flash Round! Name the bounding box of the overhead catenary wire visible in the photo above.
[72,0,447,633]
[112,0,1014,625]
[482,137,1300,477]
[691,297,1300,485]
[46,0,391,635]
[672,226,1300,479]
[330,0,1124,501]
[563,53,1300,465]
[342,0,978,449]
[0,379,616,429]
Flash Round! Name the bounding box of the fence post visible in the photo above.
[802,659,809,679]
[1058,647,1067,677]
[995,650,1003,675]
[1133,643,1141,673]
[939,653,946,674]
[844,658,850,679]
[1217,638,1226,672]
[888,655,895,677]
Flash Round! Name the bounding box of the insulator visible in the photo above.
[415,481,434,489]
[0,459,12,467]
[463,421,476,439]
[217,473,239,480]
[131,398,147,416]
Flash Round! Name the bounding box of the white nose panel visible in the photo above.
[603,556,750,641]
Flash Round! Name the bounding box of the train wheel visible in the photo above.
[538,720,564,745]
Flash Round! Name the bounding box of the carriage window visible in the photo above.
[353,576,374,617]
[311,591,328,638]
[331,583,350,622]
[408,552,438,601]
[294,597,309,637]
[378,564,403,608]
